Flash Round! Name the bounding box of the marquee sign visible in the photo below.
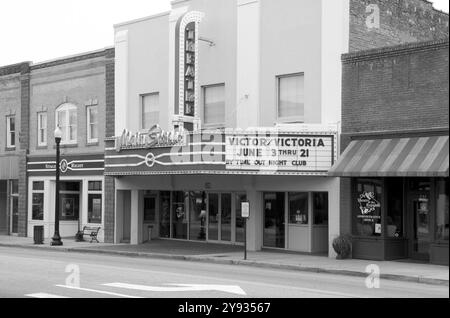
[225,135,335,172]
[105,130,338,176]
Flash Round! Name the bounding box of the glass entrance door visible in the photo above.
[263,192,285,248]
[408,180,432,261]
[207,193,232,242]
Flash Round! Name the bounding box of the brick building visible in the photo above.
[330,38,449,265]
[0,49,114,241]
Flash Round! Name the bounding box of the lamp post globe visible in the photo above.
[51,126,63,246]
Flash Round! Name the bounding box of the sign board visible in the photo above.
[225,134,335,172]
[241,201,250,218]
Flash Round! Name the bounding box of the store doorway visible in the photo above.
[263,192,285,248]
[10,180,19,234]
[408,179,432,261]
[207,193,232,243]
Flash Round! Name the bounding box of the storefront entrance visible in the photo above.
[408,179,432,261]
[139,191,246,245]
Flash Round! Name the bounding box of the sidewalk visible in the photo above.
[1,235,448,286]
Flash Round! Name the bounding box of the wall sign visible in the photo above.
[225,134,335,172]
[241,201,250,218]
[115,125,186,152]
[27,154,104,176]
[174,11,204,129]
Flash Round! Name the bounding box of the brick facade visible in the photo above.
[339,38,449,236]
[350,0,449,52]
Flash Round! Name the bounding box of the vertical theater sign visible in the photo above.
[174,11,204,131]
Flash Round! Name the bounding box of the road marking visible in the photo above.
[55,284,142,298]
[104,282,247,296]
[25,293,69,298]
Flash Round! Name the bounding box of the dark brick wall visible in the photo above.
[342,39,449,135]
[350,0,449,52]
[104,48,115,243]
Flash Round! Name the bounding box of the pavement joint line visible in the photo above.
[0,242,448,287]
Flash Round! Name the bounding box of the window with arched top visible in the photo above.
[55,103,77,144]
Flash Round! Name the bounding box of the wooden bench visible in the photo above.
[79,226,101,243]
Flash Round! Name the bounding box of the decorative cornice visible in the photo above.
[342,38,449,64]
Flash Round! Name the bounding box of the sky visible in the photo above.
[0,0,448,66]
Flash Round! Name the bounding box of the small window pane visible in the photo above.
[9,116,15,131]
[278,74,304,118]
[11,180,19,194]
[88,193,102,224]
[88,181,102,191]
[33,181,44,191]
[142,93,159,128]
[32,193,44,220]
[60,182,80,192]
[313,192,328,225]
[289,192,308,224]
[204,85,225,125]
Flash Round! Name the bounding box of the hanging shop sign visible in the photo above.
[225,134,335,172]
[27,154,105,176]
[115,125,186,152]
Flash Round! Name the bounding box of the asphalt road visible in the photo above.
[0,246,447,298]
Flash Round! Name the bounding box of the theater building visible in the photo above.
[330,39,449,265]
[104,0,448,255]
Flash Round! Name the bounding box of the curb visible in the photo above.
[1,243,448,287]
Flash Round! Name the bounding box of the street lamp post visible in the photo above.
[51,126,63,246]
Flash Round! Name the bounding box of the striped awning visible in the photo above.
[329,136,449,177]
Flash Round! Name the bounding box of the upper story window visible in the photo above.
[6,115,16,148]
[86,105,98,144]
[277,73,305,122]
[37,112,47,147]
[55,103,77,144]
[203,84,225,128]
[141,93,159,129]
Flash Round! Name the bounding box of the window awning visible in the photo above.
[328,136,449,177]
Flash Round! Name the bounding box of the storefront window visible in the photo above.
[32,181,44,221]
[288,193,308,225]
[436,179,449,241]
[221,193,232,242]
[88,181,102,224]
[88,194,102,223]
[354,179,382,237]
[172,191,187,239]
[313,192,328,225]
[208,193,219,241]
[159,192,171,238]
[386,178,403,238]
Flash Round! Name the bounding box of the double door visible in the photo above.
[207,193,232,242]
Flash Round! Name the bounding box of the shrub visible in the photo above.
[332,234,352,259]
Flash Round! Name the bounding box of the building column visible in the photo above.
[130,189,143,245]
[328,178,341,258]
[246,189,262,251]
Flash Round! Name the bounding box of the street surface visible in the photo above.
[0,247,447,298]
